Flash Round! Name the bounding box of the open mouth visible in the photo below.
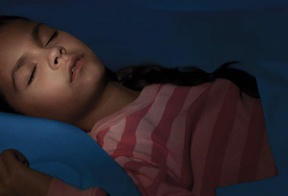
[69,55,84,82]
[71,60,79,75]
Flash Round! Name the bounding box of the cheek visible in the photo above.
[73,58,106,97]
[10,77,76,120]
[9,55,106,121]
[22,86,75,116]
[19,72,104,121]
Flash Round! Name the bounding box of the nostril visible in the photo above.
[54,57,58,64]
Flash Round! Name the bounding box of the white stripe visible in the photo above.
[134,85,175,160]
[166,86,207,181]
[190,80,230,195]
[218,99,253,185]
[102,118,126,154]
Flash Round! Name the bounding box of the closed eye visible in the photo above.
[28,64,37,85]
[45,31,58,47]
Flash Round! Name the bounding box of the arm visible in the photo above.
[47,178,107,196]
[0,149,52,196]
[115,156,192,195]
[0,149,108,196]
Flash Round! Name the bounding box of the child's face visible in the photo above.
[0,20,106,123]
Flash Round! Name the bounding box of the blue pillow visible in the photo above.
[0,112,140,196]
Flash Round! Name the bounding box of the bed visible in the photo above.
[0,0,287,195]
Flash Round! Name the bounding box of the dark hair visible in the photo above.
[115,61,260,98]
[0,15,30,28]
[0,15,260,114]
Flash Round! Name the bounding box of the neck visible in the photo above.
[75,82,140,132]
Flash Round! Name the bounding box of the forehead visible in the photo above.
[0,20,36,53]
[0,20,35,46]
[0,21,35,90]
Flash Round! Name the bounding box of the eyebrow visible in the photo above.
[11,23,42,91]
[11,55,27,91]
[31,23,43,45]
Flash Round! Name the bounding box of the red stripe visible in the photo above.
[218,98,253,186]
[113,105,151,157]
[200,84,239,195]
[238,101,265,182]
[150,87,190,168]
[96,127,110,147]
[181,88,211,188]
[123,160,148,194]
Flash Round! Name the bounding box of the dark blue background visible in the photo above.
[1,1,288,195]
[1,0,288,71]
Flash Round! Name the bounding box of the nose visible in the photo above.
[47,46,67,70]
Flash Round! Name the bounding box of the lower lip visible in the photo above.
[72,56,84,82]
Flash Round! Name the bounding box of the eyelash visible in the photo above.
[28,31,58,85]
[45,30,58,47]
[28,64,37,85]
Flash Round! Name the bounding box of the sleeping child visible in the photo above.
[0,16,277,196]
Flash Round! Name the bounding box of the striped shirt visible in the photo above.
[48,79,277,196]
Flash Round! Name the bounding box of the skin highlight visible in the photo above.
[0,18,140,195]
[0,20,139,132]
